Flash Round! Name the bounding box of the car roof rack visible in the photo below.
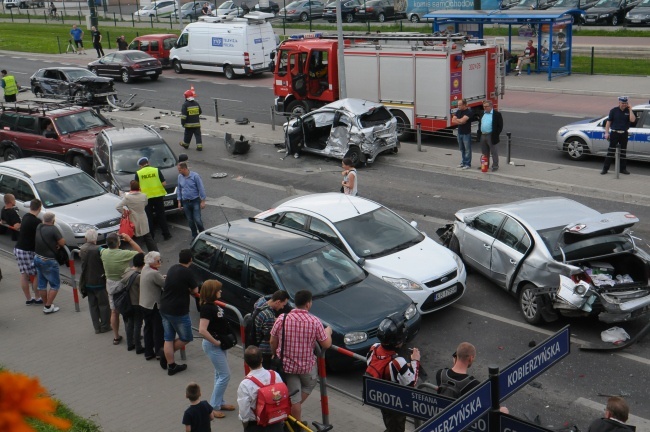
[0,99,85,116]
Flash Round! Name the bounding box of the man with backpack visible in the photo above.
[365,312,420,432]
[246,291,290,369]
[237,346,289,431]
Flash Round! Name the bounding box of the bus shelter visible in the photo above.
[423,10,578,80]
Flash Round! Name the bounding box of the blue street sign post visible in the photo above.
[500,414,555,432]
[498,325,571,402]
[414,381,493,432]
[363,377,489,431]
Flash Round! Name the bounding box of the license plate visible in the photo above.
[435,286,457,301]
[586,18,595,22]
[632,19,641,22]
[146,71,156,75]
[164,200,174,207]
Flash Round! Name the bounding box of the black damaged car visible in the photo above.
[30,67,116,105]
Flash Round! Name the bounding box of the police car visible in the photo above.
[556,104,650,161]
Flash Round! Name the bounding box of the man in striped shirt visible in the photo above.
[270,290,332,423]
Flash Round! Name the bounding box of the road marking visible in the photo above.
[211,97,242,102]
[131,87,157,92]
[574,397,650,430]
[452,304,650,365]
[239,85,256,88]
[554,114,587,119]
[13,71,29,74]
[499,108,531,114]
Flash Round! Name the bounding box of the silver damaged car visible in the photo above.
[438,197,650,325]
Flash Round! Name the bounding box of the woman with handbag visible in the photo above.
[116,180,158,252]
[198,280,236,419]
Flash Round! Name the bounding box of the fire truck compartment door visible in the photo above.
[379,56,414,104]
[344,55,378,102]
[415,57,448,118]
[462,53,488,101]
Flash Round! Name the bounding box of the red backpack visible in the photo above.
[246,370,291,426]
[365,345,398,379]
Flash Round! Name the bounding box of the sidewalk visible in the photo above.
[0,258,389,432]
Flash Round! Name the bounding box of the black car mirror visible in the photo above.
[44,131,58,139]
[270,51,276,60]
[96,165,108,174]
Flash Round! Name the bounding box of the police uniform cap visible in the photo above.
[137,157,149,166]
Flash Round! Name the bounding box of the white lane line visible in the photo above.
[554,114,587,119]
[131,87,157,92]
[500,109,531,114]
[210,97,242,102]
[239,85,256,88]
[574,397,650,430]
[452,304,650,365]
[13,71,29,74]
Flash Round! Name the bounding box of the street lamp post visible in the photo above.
[336,0,346,98]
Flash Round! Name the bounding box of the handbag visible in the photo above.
[269,312,288,377]
[217,329,238,350]
[38,225,69,267]
[118,209,135,238]
[113,271,139,317]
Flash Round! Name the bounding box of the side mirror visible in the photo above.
[270,51,276,60]
[410,220,418,229]
[44,131,58,139]
[96,166,108,174]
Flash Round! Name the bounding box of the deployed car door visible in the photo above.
[462,211,506,278]
[628,109,650,159]
[492,217,531,288]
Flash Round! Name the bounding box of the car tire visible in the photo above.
[286,100,310,117]
[300,12,308,21]
[410,14,420,22]
[173,60,183,74]
[344,146,362,167]
[150,73,160,81]
[71,155,91,173]
[519,283,545,325]
[345,13,354,23]
[224,64,235,80]
[564,137,588,161]
[73,89,92,105]
[3,147,21,162]
[392,110,412,141]
[611,15,618,25]
[121,69,131,83]
[378,12,385,22]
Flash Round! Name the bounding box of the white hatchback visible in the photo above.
[133,0,177,17]
[256,193,467,314]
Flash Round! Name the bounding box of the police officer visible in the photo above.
[365,313,419,432]
[601,96,636,176]
[180,89,203,152]
[135,157,172,241]
[1,70,19,103]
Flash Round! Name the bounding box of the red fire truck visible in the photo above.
[273,33,505,140]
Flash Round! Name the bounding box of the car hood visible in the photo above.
[629,6,650,12]
[75,76,114,85]
[60,128,105,148]
[113,165,178,191]
[50,193,122,225]
[363,236,459,285]
[310,274,413,331]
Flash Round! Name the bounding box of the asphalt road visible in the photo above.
[3,51,650,430]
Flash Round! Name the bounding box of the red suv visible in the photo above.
[0,102,114,173]
[128,34,178,67]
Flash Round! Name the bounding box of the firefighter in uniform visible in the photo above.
[365,313,420,432]
[1,70,19,103]
[179,89,203,151]
[135,157,172,241]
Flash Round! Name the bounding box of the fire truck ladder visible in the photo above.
[321,32,471,48]
[492,37,507,99]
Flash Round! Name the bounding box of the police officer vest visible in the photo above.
[137,166,166,198]
[2,75,18,96]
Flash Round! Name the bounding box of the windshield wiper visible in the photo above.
[59,193,104,206]
[364,239,420,259]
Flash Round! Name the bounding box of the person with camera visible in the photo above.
[365,312,419,432]
[601,96,636,175]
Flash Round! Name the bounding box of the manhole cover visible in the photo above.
[211,172,228,179]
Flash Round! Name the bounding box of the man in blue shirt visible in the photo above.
[70,24,86,55]
[177,162,206,240]
[601,96,636,176]
[477,100,504,172]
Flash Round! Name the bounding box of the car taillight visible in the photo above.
[244,52,250,67]
[571,272,593,285]
[366,6,374,11]
[288,8,296,12]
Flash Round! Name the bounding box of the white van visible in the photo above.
[170,13,276,79]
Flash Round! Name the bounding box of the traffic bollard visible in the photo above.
[417,124,424,152]
[213,99,219,122]
[271,107,276,131]
[506,132,512,165]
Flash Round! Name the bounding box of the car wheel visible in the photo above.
[73,89,92,105]
[410,14,419,22]
[345,13,354,23]
[611,15,618,25]
[224,64,235,80]
[378,12,385,22]
[564,137,588,161]
[300,12,308,21]
[121,69,131,83]
[392,110,412,141]
[173,60,183,74]
[344,146,362,167]
[71,155,91,173]
[519,284,545,325]
[150,73,160,81]
[3,147,21,162]
[286,100,310,117]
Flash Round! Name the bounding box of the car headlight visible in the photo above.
[558,127,568,135]
[344,331,368,345]
[383,276,422,291]
[69,223,98,234]
[404,303,417,320]
[451,252,464,273]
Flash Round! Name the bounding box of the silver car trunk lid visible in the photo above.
[562,212,638,237]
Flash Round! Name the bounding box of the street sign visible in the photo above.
[363,377,489,431]
[498,326,571,402]
[500,414,555,432]
[415,381,492,432]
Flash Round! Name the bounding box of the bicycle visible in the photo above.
[65,39,77,54]
[49,8,59,20]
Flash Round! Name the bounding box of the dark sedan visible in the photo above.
[253,0,280,13]
[355,0,404,22]
[583,0,638,24]
[322,0,361,22]
[547,0,598,23]
[508,0,557,9]
[88,50,163,84]
[30,67,116,105]
[625,0,650,24]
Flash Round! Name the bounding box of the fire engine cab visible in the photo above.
[273,33,505,140]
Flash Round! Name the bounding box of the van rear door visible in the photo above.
[246,22,275,71]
